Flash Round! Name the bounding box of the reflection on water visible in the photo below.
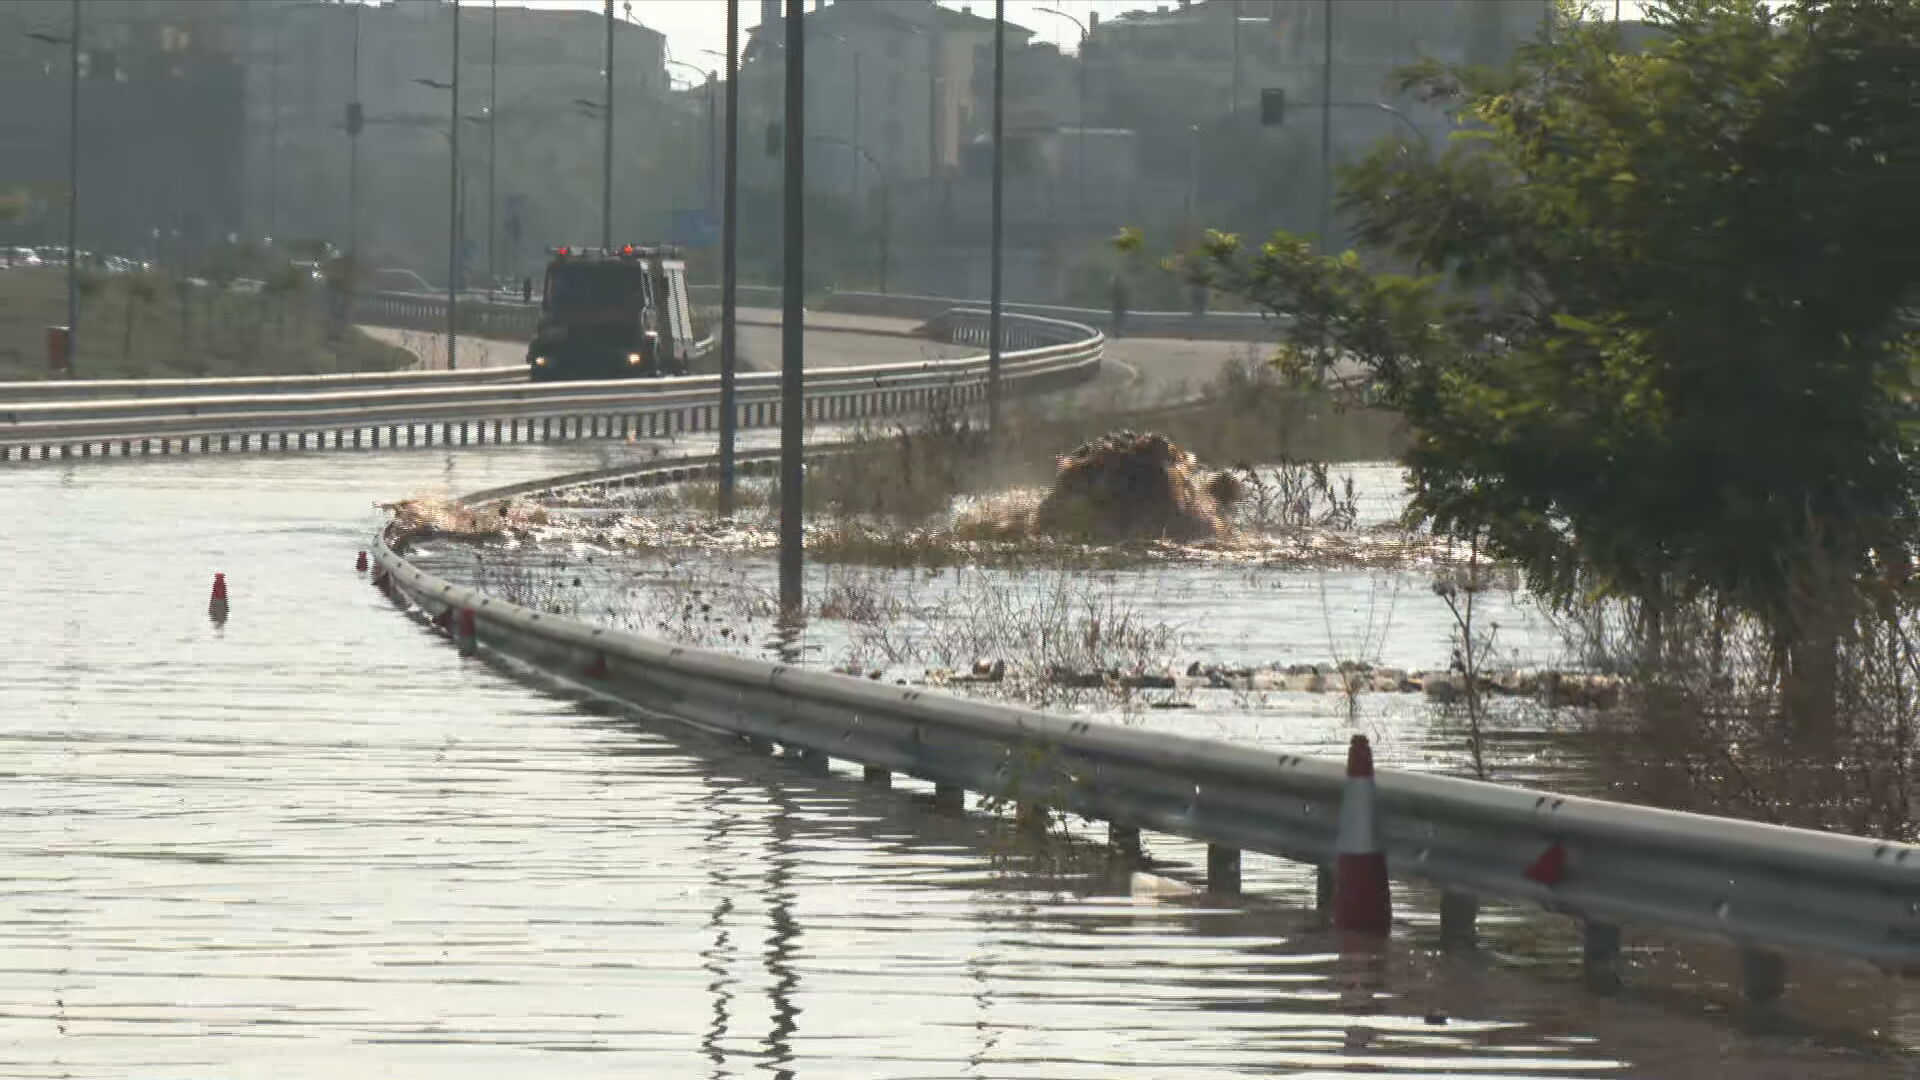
[0,447,1912,1076]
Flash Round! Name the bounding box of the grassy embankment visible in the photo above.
[0,267,411,381]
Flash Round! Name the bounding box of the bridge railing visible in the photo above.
[371,442,1920,1009]
[0,309,1100,461]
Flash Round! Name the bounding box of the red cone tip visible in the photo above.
[1345,734,1375,779]
[209,573,228,601]
[355,551,369,572]
[1523,841,1568,887]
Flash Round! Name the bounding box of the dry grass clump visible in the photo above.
[381,496,550,551]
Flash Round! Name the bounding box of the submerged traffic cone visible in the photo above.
[355,551,369,573]
[1333,734,1392,937]
[208,572,230,626]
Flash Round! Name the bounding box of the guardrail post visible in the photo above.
[863,764,890,787]
[1583,920,1622,993]
[1108,823,1141,861]
[1315,864,1335,916]
[1439,890,1479,950]
[1207,845,1242,894]
[934,783,965,812]
[1741,947,1787,1005]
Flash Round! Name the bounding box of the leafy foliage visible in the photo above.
[1180,0,1920,655]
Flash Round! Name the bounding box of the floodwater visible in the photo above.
[416,464,1576,782]
[2,442,1916,1078]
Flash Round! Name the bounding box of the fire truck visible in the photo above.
[525,244,696,381]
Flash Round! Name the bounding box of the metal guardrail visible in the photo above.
[352,289,541,339]
[0,309,1100,461]
[369,445,1920,1005]
[0,364,525,403]
[821,290,1278,341]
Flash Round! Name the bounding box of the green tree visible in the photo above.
[1171,0,1920,734]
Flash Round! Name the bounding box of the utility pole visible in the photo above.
[63,1,79,375]
[1319,0,1334,250]
[448,0,461,370]
[778,0,805,616]
[850,52,861,212]
[488,0,498,297]
[25,11,81,373]
[348,5,362,265]
[1037,8,1087,235]
[706,74,717,212]
[719,0,740,515]
[268,11,280,244]
[1230,0,1242,115]
[1186,123,1199,218]
[602,0,614,250]
[988,0,1004,431]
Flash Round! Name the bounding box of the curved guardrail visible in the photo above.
[0,309,1100,462]
[820,289,1278,341]
[0,364,525,404]
[369,444,1920,1005]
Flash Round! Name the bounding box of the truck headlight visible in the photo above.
[627,352,644,365]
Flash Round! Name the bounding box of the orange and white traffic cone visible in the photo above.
[1333,734,1392,937]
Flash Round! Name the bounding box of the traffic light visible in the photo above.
[1260,88,1286,126]
[345,101,363,137]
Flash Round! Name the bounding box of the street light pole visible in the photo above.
[1319,0,1334,250]
[66,1,78,373]
[488,0,498,297]
[850,51,861,211]
[669,57,719,215]
[1186,122,1199,218]
[719,0,739,515]
[26,15,82,373]
[348,5,361,265]
[602,0,614,250]
[448,2,461,370]
[811,135,888,293]
[778,0,805,616]
[1035,8,1087,233]
[268,9,280,244]
[988,0,1004,431]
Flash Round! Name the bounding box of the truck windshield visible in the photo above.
[546,264,647,312]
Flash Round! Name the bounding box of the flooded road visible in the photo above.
[2,443,1914,1077]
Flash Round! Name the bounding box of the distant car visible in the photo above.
[3,248,40,268]
[290,259,325,283]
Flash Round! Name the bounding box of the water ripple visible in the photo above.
[0,447,1907,1077]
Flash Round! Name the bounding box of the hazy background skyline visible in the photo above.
[525,0,1655,82]
[533,1,1280,79]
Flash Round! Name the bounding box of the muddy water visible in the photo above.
[1,445,1914,1077]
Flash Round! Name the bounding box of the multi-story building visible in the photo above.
[737,0,1026,194]
[0,0,252,261]
[245,0,672,286]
